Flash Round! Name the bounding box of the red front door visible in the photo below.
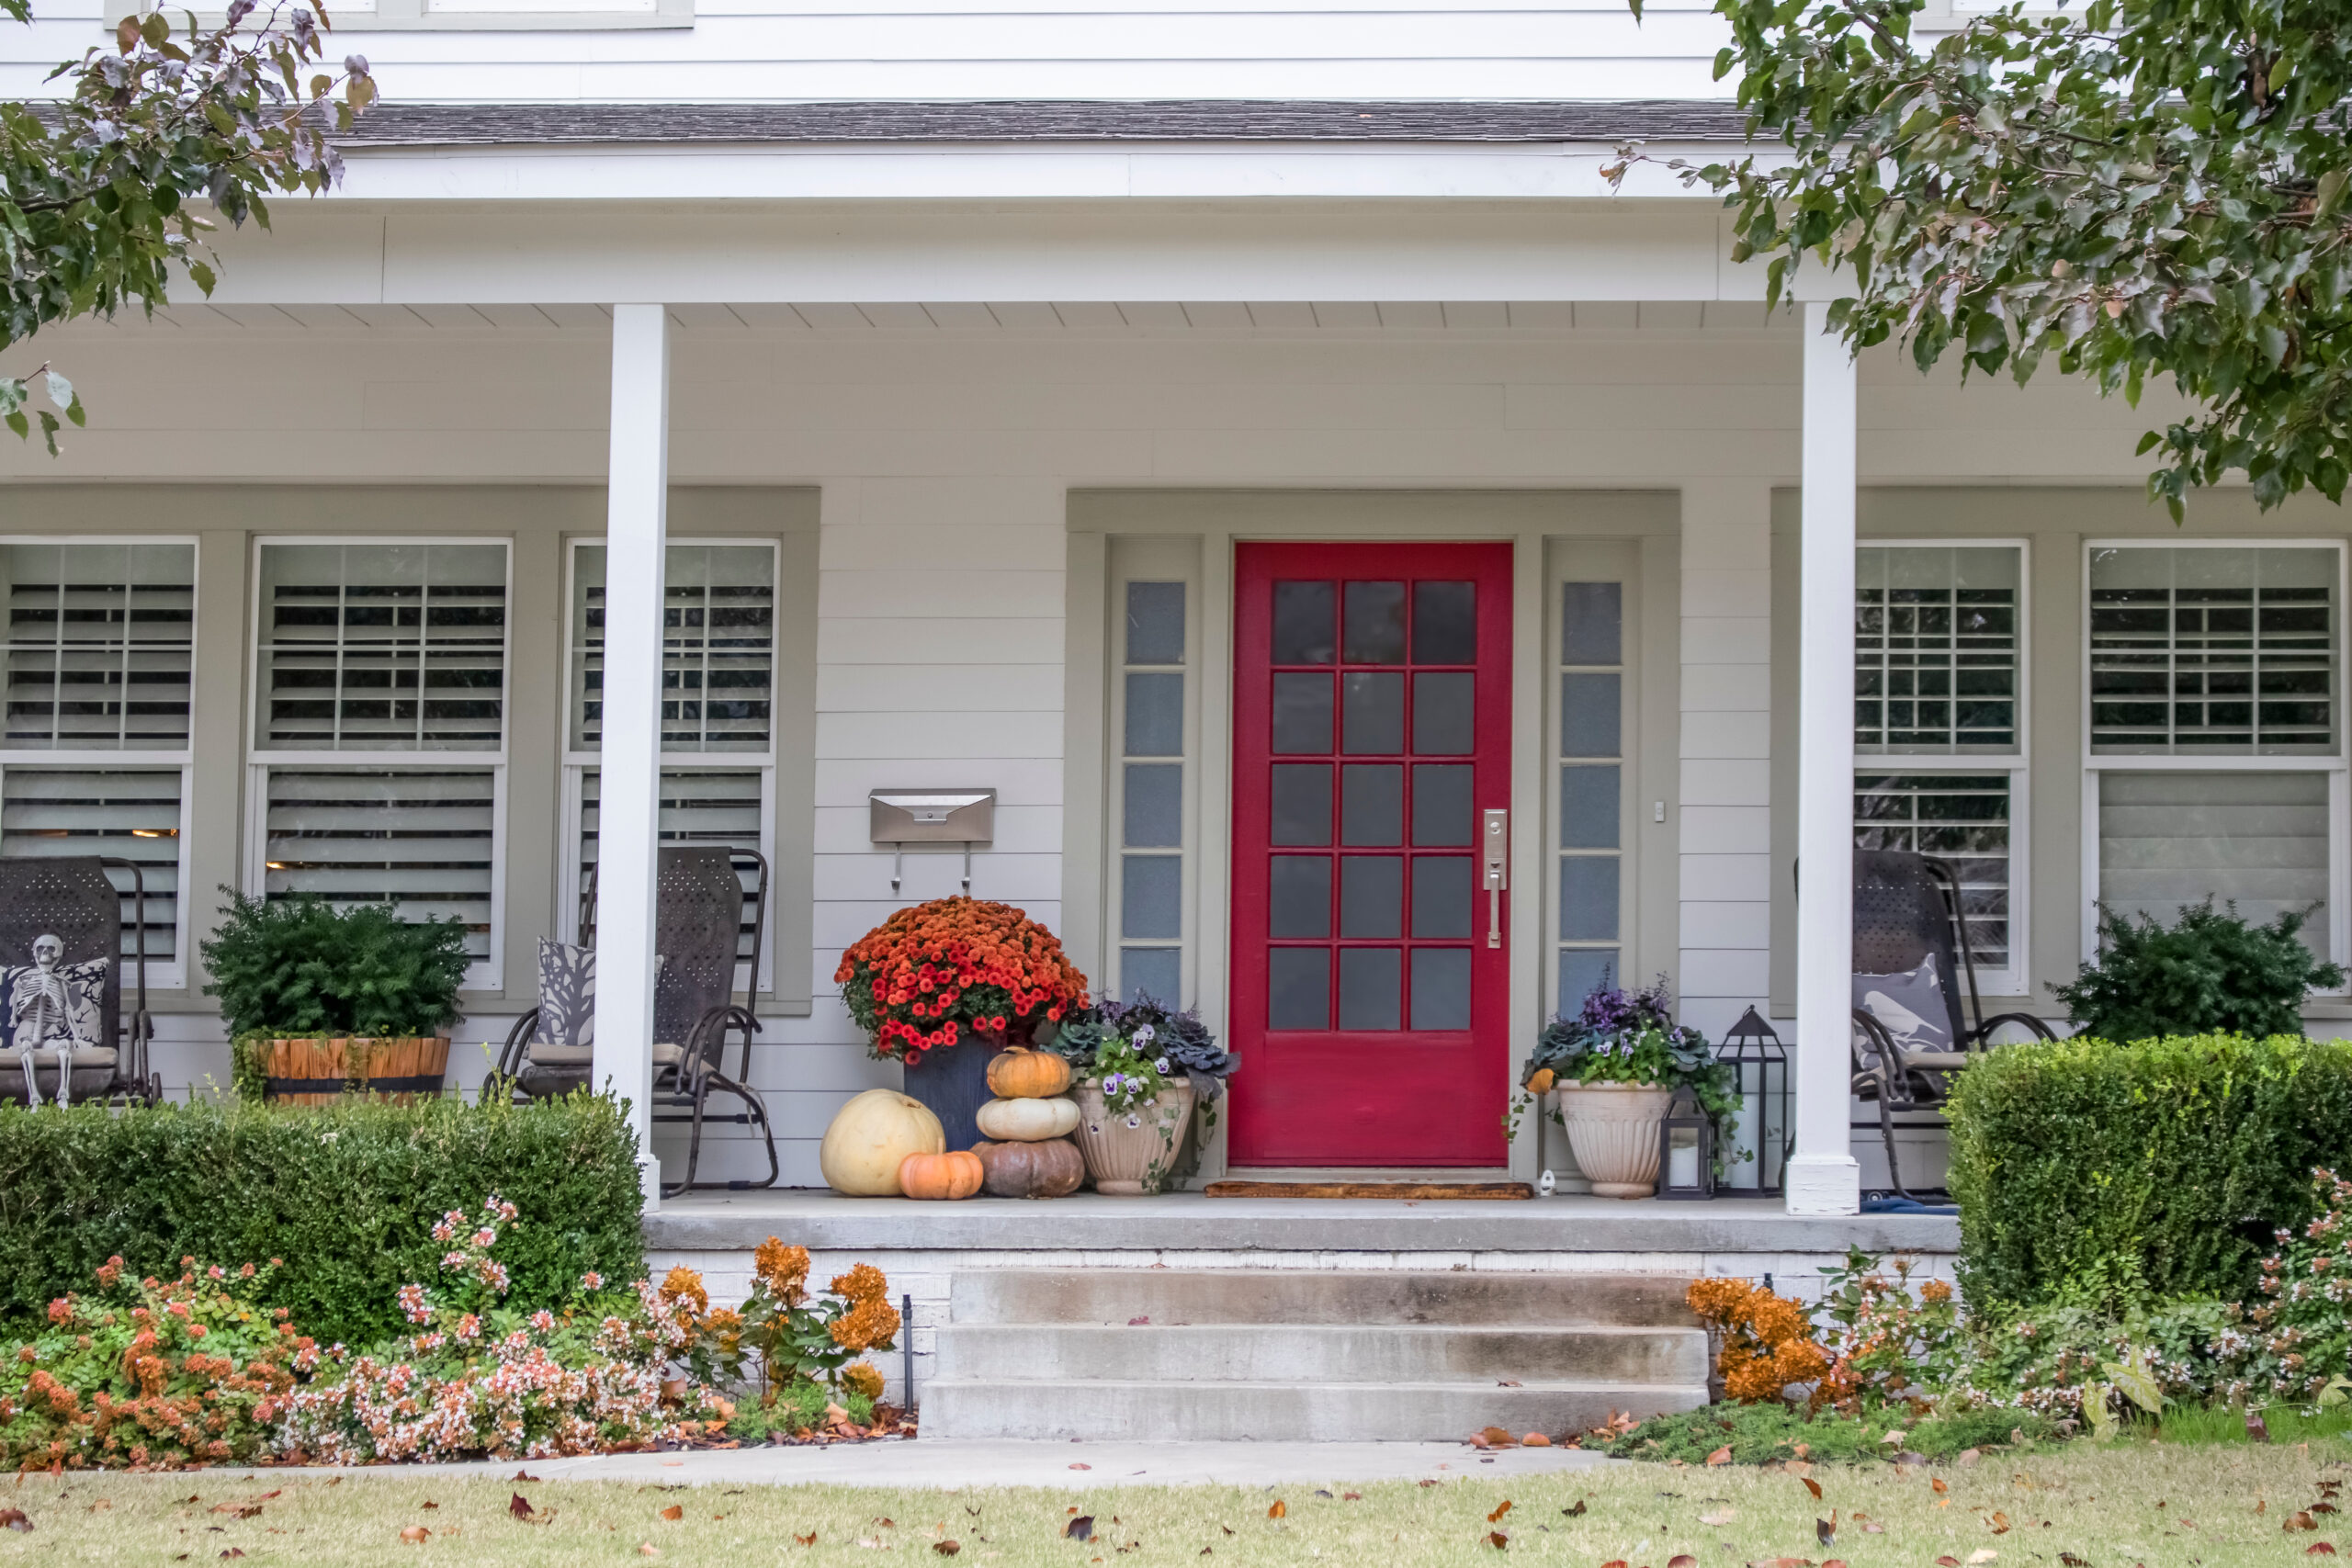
[1228,541,1512,1168]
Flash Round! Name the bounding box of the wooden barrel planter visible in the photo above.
[261,1036,451,1106]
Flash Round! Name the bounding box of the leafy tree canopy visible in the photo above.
[2,0,373,448]
[1620,0,2352,517]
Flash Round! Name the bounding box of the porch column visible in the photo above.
[1788,301,1863,1216]
[591,302,672,1207]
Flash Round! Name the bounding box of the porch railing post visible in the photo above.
[593,301,672,1208]
[1788,301,1863,1217]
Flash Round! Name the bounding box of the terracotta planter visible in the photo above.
[1556,1081,1673,1198]
[261,1036,450,1106]
[1072,1079,1196,1195]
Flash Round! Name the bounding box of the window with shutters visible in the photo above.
[246,540,511,985]
[0,540,197,985]
[2083,542,2346,973]
[1853,543,2028,995]
[561,540,779,989]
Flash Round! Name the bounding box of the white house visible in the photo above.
[0,0,2344,1237]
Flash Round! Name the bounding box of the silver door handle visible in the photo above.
[1482,808,1509,950]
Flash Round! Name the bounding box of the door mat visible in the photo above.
[1202,1180,1533,1200]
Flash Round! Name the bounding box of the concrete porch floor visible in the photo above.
[644,1189,1959,1256]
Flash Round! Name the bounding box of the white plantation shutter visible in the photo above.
[1854,773,2013,973]
[1,542,195,750]
[0,767,184,964]
[1855,546,2019,753]
[261,769,497,962]
[570,544,775,753]
[579,767,764,960]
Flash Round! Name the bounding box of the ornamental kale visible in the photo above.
[1050,993,1236,1102]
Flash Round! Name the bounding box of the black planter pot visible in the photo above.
[901,1041,997,1153]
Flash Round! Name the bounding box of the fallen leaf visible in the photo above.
[1933,1479,1950,1496]
[1067,1517,1095,1541]
[1967,1551,1998,1564]
[87,1500,112,1513]
[1268,1502,1286,1520]
[2059,1557,2089,1568]
[0,1511,28,1534]
[1817,1513,1838,1546]
[1706,1446,1733,1466]
[660,1506,684,1522]
[1862,1522,1886,1535]
[220,1551,246,1561]
[1562,1501,1587,1517]
[639,1544,661,1558]
[2309,1545,2338,1557]
[1488,1502,1512,1523]
[1670,1558,1697,1568]
[399,1526,431,1544]
[1600,1560,1628,1568]
[2250,1411,2274,1444]
[1419,1481,1440,1490]
[1070,1464,1092,1472]
[2290,1514,2321,1533]
[510,1495,536,1520]
[2324,1506,2345,1517]
[1939,1558,1962,1566]
[1991,1511,2013,1535]
[935,1542,962,1556]
[1481,1427,1515,1447]
[1823,1562,1849,1568]
[1497,1380,1522,1388]
[514,1470,541,1483]
[421,1502,439,1511]
[1128,1316,1149,1325]
[1959,1449,1983,1467]
[1343,1493,1363,1502]
[1802,1478,1824,1501]
[1485,1530,1509,1549]
[1701,1510,1736,1527]
[1882,1429,1907,1446]
[1523,1432,1551,1446]
[1788,1461,1815,1478]
[1792,1443,1810,1459]
[796,1533,818,1546]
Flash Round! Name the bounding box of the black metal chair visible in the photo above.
[490,845,778,1196]
[0,855,160,1107]
[1849,848,2054,1200]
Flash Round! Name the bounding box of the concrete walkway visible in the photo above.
[213,1440,1613,1490]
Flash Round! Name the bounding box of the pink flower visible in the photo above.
[581,1271,604,1292]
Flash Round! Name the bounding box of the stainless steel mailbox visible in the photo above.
[869,789,995,895]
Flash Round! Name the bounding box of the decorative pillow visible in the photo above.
[533,940,598,1050]
[1853,953,1953,1058]
[0,953,108,1056]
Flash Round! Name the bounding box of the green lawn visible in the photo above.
[14,1441,2352,1566]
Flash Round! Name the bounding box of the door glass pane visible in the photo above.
[2098,770,2330,957]
[1413,581,1476,664]
[1559,856,1619,942]
[1410,854,1473,938]
[1340,763,1403,846]
[1561,673,1622,757]
[1125,581,1186,665]
[1120,946,1180,1006]
[1559,765,1620,850]
[1410,763,1473,846]
[1337,947,1400,1030]
[1342,672,1404,754]
[1412,672,1475,754]
[1272,672,1333,753]
[1122,855,1182,939]
[1343,581,1408,664]
[1340,855,1403,938]
[1272,581,1336,665]
[1411,948,1471,1030]
[1125,672,1184,756]
[1123,762,1182,848]
[1562,581,1623,665]
[1269,855,1331,938]
[1268,947,1329,1029]
[1270,764,1331,845]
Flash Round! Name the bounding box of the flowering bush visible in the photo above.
[694,1240,896,1421]
[272,1197,726,1464]
[1686,1278,1831,1404]
[0,1256,311,1470]
[2213,1167,2352,1405]
[835,897,1090,1066]
[1809,1248,1964,1410]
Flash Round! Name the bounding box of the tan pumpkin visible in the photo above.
[971,1136,1085,1200]
[974,1095,1081,1142]
[898,1148,985,1201]
[985,1045,1072,1100]
[819,1088,946,1196]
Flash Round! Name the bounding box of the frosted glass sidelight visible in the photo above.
[1125,672,1185,756]
[1559,764,1621,850]
[1120,946,1181,1007]
[1559,856,1619,942]
[1125,581,1186,666]
[1561,581,1623,666]
[1560,673,1622,759]
[1123,763,1182,848]
[1121,855,1182,940]
[1559,947,1618,1009]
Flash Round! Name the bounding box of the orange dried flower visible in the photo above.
[753,1239,810,1305]
[659,1267,709,1316]
[1687,1278,1830,1405]
[829,1295,900,1353]
[831,1264,888,1308]
[842,1362,886,1402]
[1920,1280,1953,1304]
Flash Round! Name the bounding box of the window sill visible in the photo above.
[143,0,690,31]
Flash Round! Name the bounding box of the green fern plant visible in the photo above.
[2052,899,2345,1043]
[201,888,471,1040]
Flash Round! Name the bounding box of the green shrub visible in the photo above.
[0,1092,642,1346]
[201,887,473,1039]
[2052,900,2344,1043]
[1601,1403,2054,1465]
[1945,1032,2352,1315]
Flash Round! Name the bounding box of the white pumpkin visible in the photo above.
[974,1095,1081,1143]
[820,1088,946,1196]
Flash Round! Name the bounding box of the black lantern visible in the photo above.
[1657,1084,1714,1201]
[1717,1005,1792,1198]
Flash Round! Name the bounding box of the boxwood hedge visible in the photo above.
[0,1092,643,1347]
[1945,1032,2352,1316]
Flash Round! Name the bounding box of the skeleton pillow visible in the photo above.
[1852,952,1954,1059]
[0,937,108,1055]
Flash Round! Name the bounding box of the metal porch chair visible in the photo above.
[490,845,779,1196]
[0,855,160,1107]
[1849,848,2054,1200]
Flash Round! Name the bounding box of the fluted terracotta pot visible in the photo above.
[1556,1082,1673,1198]
[1071,1080,1196,1195]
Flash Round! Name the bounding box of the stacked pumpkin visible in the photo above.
[968,1046,1085,1199]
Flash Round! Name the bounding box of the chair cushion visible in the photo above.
[1854,953,1953,1056]
[528,1041,684,1067]
[1902,1050,1972,1072]
[0,1044,117,1068]
[0,952,109,1056]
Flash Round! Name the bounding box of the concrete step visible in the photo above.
[918,1377,1711,1442]
[933,1321,1709,1385]
[949,1269,1698,1328]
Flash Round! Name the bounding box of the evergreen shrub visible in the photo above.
[0,1093,642,1346]
[1945,1032,2352,1315]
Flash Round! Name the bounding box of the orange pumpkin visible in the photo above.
[986,1045,1074,1100]
[972,1136,1085,1200]
[898,1149,985,1201]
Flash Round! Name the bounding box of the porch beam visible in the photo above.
[591,301,673,1207]
[1788,301,1863,1217]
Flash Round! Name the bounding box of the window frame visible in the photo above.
[242,535,515,991]
[1854,536,2032,998]
[1103,540,1204,1009]
[557,535,784,997]
[0,533,201,990]
[2077,536,2351,975]
[1546,537,1641,1019]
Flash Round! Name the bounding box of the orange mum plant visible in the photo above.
[835,897,1090,1065]
[1687,1278,1832,1404]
